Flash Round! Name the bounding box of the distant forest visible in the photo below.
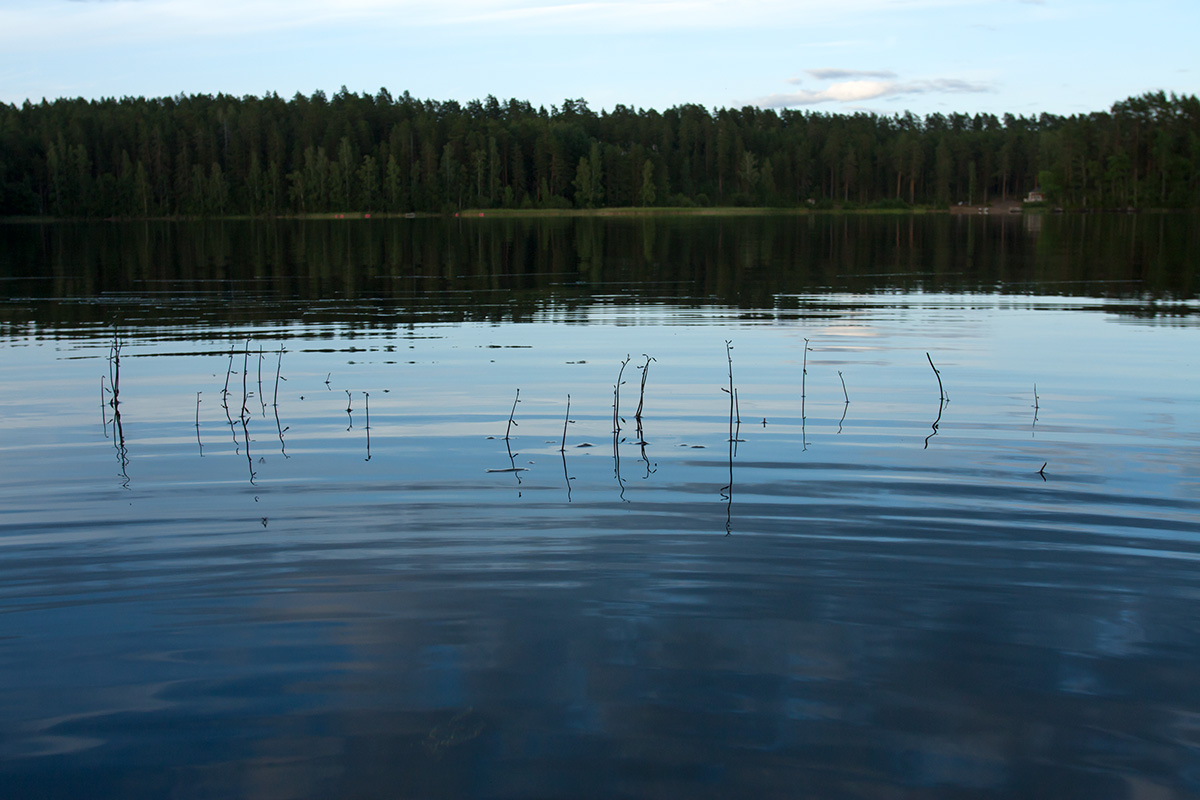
[0,88,1197,217]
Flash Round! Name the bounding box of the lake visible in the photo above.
[1,213,1199,799]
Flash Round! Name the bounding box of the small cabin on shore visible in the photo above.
[1024,189,1045,203]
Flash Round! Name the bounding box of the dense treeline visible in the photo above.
[0,88,1197,217]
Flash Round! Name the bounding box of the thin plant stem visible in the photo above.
[195,391,204,456]
[722,340,735,441]
[635,354,654,422]
[240,340,250,420]
[561,394,571,454]
[613,355,630,433]
[927,352,946,401]
[802,337,810,398]
[100,376,111,440]
[505,389,520,441]
[363,392,371,461]
[273,344,284,407]
[222,343,234,400]
[258,345,266,416]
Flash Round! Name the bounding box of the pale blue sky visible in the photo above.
[1,0,1196,117]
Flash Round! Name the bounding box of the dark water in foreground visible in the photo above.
[1,215,1199,799]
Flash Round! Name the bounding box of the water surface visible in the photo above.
[2,215,1199,799]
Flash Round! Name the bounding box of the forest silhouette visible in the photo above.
[0,88,1196,217]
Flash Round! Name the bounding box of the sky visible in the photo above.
[0,0,1196,118]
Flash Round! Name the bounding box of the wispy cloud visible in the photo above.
[804,68,898,81]
[758,76,993,108]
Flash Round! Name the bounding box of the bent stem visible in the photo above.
[927,352,947,402]
[613,355,630,433]
[505,389,520,442]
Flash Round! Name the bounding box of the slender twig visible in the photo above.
[240,340,250,420]
[561,394,571,453]
[1032,383,1040,437]
[731,388,744,452]
[222,343,234,400]
[722,340,734,394]
[505,389,520,441]
[561,448,573,503]
[240,415,256,485]
[195,391,204,456]
[801,393,808,451]
[274,402,289,458]
[927,352,946,402]
[273,344,284,407]
[257,345,266,416]
[107,338,116,400]
[839,370,849,403]
[100,376,110,439]
[924,395,944,450]
[107,334,122,404]
[802,337,811,398]
[634,354,655,422]
[613,355,630,433]
[111,336,122,400]
[345,389,353,430]
[1038,462,1047,481]
[363,392,371,461]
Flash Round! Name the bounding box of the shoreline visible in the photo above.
[1,205,1186,224]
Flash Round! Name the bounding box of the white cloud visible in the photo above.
[757,77,994,107]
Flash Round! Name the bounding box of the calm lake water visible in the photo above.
[2,214,1199,799]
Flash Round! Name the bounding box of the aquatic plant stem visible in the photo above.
[635,354,654,423]
[222,343,234,400]
[240,340,250,420]
[195,391,203,456]
[257,344,266,416]
[722,340,735,441]
[839,370,849,403]
[561,394,571,454]
[505,389,520,441]
[363,392,371,461]
[927,352,946,402]
[273,344,284,407]
[802,337,811,399]
[614,355,630,433]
